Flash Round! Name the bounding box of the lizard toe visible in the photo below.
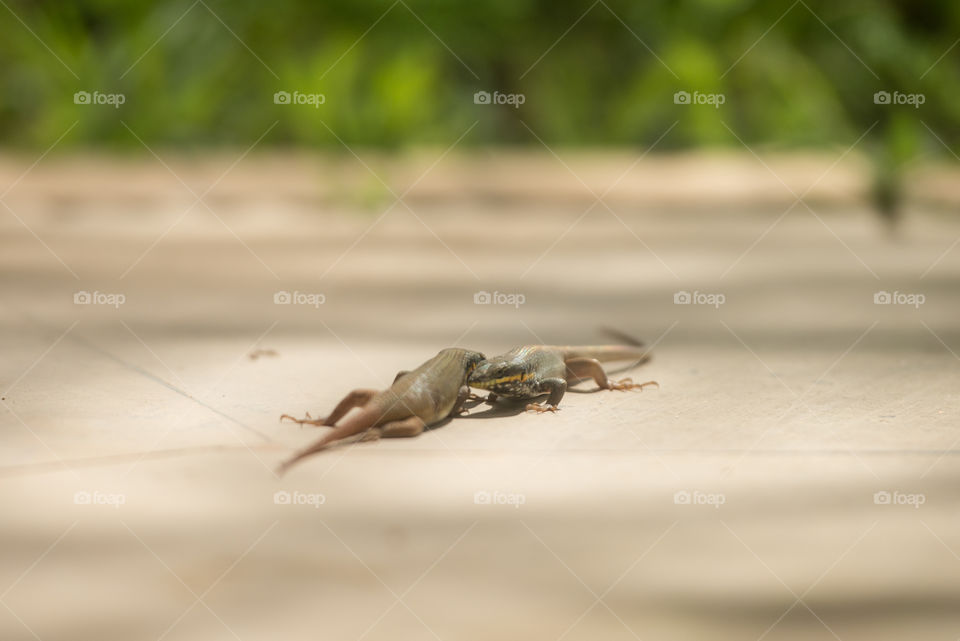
[610,378,659,391]
[279,413,330,427]
[525,403,559,413]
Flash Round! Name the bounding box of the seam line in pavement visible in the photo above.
[65,330,273,442]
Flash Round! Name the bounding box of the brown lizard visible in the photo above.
[278,348,485,472]
[468,341,656,412]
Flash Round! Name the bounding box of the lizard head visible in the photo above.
[437,348,486,374]
[468,357,529,393]
[463,349,486,373]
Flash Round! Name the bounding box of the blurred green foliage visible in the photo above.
[1,0,958,176]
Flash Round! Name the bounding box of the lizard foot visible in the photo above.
[525,403,559,413]
[609,378,659,392]
[279,412,330,427]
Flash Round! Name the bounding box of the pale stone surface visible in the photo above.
[1,153,958,641]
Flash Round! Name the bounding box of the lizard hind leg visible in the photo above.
[280,388,379,427]
[565,357,658,392]
[322,389,379,425]
[359,415,426,442]
[277,405,395,474]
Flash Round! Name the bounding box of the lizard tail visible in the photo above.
[277,406,380,474]
[599,327,646,347]
[560,328,653,364]
[561,345,652,363]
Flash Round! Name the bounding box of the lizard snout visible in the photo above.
[468,361,499,387]
[468,364,486,380]
[469,361,523,392]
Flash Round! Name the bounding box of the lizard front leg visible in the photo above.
[564,358,658,392]
[525,377,566,412]
[449,385,473,416]
[466,391,497,404]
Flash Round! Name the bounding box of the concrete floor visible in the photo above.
[1,151,959,640]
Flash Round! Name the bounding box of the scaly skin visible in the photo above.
[279,348,485,472]
[468,344,657,412]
